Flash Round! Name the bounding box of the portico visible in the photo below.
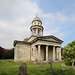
[33,44,61,62]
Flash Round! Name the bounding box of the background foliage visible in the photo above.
[63,40,75,65]
[0,47,14,59]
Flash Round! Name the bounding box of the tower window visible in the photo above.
[38,30,39,34]
[38,22,40,25]
[34,29,36,34]
[34,22,36,24]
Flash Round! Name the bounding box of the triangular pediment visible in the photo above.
[39,35,63,43]
[30,35,63,44]
[41,37,56,41]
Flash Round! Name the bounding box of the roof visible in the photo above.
[14,35,63,47]
[30,35,64,44]
[32,15,42,24]
[33,15,41,21]
[13,40,31,46]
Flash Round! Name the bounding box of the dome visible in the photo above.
[33,15,41,21]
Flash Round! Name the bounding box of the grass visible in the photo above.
[0,59,75,75]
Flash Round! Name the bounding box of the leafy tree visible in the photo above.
[63,40,75,65]
[0,47,4,59]
[0,46,7,59]
[2,48,14,59]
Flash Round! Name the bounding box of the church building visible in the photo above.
[14,15,63,62]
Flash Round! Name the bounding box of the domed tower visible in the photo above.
[30,15,44,36]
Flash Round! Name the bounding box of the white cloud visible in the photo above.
[0,0,68,48]
[0,0,42,48]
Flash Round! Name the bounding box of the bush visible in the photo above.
[0,47,4,59]
[2,48,14,59]
[62,40,75,65]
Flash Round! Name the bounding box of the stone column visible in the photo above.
[56,47,58,60]
[53,46,55,61]
[40,29,42,36]
[38,45,41,61]
[35,46,38,60]
[46,45,48,61]
[32,28,34,35]
[59,47,61,61]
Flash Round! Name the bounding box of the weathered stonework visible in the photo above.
[14,15,63,62]
[14,43,30,62]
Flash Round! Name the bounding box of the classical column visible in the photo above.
[59,47,61,61]
[40,29,42,36]
[53,46,55,61]
[56,47,58,60]
[46,45,48,61]
[35,46,38,60]
[32,28,34,35]
[38,45,41,61]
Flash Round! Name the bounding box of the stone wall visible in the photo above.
[14,43,30,62]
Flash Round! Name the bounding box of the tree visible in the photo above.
[0,46,7,59]
[63,40,75,65]
[2,48,14,59]
[0,47,4,59]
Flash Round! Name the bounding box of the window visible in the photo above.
[34,22,36,24]
[38,29,40,34]
[34,29,36,34]
[32,49,33,56]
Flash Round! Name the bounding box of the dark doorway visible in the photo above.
[44,49,46,60]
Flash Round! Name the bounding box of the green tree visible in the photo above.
[0,47,3,59]
[63,40,75,65]
[2,48,14,59]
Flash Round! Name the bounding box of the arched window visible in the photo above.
[34,29,36,34]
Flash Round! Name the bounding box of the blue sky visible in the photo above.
[0,0,75,49]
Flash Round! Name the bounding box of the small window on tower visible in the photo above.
[38,30,39,34]
[34,22,36,24]
[34,29,36,33]
[38,22,39,24]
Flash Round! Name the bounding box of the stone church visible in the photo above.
[14,15,63,62]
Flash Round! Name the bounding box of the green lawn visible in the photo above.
[0,59,75,75]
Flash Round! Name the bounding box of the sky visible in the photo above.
[0,0,75,49]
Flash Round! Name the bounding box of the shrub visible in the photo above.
[2,48,14,59]
[62,40,75,65]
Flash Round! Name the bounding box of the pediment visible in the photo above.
[38,35,63,43]
[30,35,63,44]
[41,37,58,42]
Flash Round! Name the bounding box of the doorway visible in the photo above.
[44,49,46,60]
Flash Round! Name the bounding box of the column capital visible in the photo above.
[38,44,41,46]
[46,45,49,47]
